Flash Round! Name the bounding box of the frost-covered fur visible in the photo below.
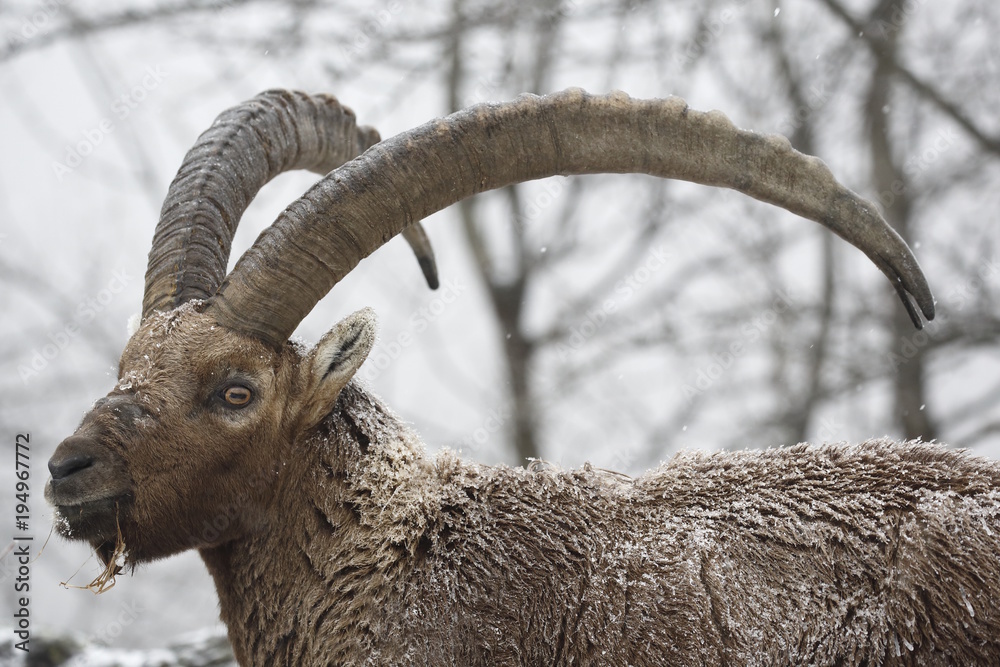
[199,382,1000,666]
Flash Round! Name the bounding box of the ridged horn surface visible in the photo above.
[143,89,383,317]
[210,88,935,347]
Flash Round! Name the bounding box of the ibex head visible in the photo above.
[45,88,934,570]
[48,300,377,563]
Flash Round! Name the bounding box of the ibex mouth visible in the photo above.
[46,432,133,542]
[49,494,131,545]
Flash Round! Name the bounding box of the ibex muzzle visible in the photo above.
[46,397,135,560]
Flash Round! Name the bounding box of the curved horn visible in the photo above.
[209,88,935,347]
[142,89,438,317]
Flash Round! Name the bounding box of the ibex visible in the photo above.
[46,89,1000,665]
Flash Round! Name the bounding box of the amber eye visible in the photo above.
[222,385,253,407]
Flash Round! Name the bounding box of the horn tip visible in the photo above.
[894,277,935,330]
[419,257,440,290]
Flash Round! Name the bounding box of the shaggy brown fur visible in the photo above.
[46,305,1000,665]
[202,381,1000,666]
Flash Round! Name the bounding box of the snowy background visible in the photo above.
[1,0,998,657]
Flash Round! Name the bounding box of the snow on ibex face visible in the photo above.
[71,302,310,562]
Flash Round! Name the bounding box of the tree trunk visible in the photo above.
[865,0,937,441]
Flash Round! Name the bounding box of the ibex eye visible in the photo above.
[222,385,253,407]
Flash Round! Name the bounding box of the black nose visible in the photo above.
[48,453,95,480]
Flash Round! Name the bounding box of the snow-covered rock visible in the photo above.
[0,627,235,666]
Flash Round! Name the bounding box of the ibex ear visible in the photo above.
[300,308,377,430]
